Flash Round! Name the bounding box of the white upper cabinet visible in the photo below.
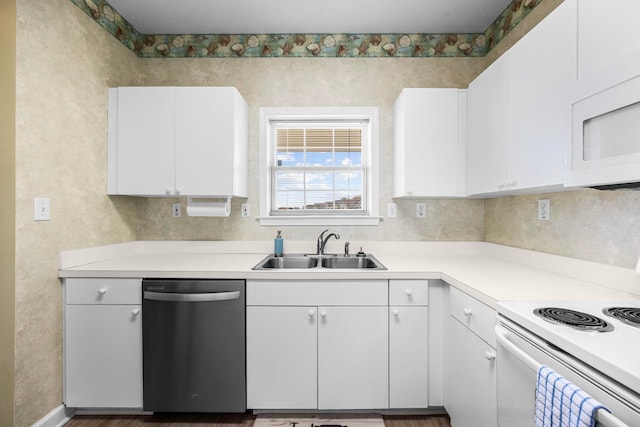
[466,0,577,196]
[108,86,248,198]
[392,88,466,198]
[506,0,575,192]
[466,55,508,196]
[576,0,640,98]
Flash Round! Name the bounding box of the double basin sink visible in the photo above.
[252,253,386,270]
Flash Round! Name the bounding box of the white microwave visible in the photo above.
[566,73,640,188]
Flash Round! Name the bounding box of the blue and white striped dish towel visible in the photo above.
[535,365,610,427]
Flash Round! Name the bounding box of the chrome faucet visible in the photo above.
[316,229,340,255]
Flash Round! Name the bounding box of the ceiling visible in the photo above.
[107,0,514,35]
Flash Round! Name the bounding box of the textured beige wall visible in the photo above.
[0,0,16,425]
[11,0,640,425]
[485,189,640,269]
[14,1,140,425]
[136,58,487,242]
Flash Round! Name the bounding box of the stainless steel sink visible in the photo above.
[320,256,385,269]
[252,254,386,270]
[253,255,318,269]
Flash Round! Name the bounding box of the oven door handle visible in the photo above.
[495,325,541,371]
[144,290,240,302]
[495,326,630,427]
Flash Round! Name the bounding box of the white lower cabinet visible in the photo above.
[246,280,389,410]
[63,278,143,408]
[389,279,430,408]
[444,286,497,427]
[390,306,429,408]
[246,306,318,409]
[318,306,389,409]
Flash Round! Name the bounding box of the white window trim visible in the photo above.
[259,106,380,226]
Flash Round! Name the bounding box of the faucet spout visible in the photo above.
[319,232,340,255]
[316,229,329,255]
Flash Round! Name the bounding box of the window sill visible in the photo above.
[257,216,382,226]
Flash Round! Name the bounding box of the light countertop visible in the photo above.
[59,240,640,308]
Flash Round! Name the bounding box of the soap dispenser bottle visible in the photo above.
[274,230,284,257]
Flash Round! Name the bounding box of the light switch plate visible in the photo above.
[387,203,397,218]
[34,197,50,221]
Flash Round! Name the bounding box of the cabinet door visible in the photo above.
[318,306,388,409]
[64,305,142,408]
[578,0,640,82]
[507,0,575,190]
[246,306,318,409]
[392,88,464,197]
[115,87,176,196]
[466,55,508,195]
[389,306,429,408]
[445,317,497,427]
[176,87,237,197]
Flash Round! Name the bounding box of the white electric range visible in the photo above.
[496,300,640,427]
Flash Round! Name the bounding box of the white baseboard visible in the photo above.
[31,405,75,427]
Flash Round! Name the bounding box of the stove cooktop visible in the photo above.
[497,300,640,393]
[603,306,640,328]
[534,307,615,332]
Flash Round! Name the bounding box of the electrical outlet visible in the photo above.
[241,203,250,218]
[34,197,50,221]
[416,202,426,218]
[172,203,181,218]
[538,199,550,220]
[387,203,397,218]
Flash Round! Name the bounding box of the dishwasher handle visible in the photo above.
[144,290,240,303]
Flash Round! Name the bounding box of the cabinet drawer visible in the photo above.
[247,280,388,306]
[65,278,142,305]
[389,280,428,306]
[449,287,496,347]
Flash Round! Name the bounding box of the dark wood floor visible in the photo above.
[65,413,451,427]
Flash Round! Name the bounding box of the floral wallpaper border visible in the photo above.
[71,0,542,58]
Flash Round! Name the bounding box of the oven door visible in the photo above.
[496,317,639,427]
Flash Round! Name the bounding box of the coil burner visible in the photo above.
[603,307,640,328]
[534,307,614,332]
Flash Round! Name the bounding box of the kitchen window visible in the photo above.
[259,107,380,226]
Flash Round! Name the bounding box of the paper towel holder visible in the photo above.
[186,196,232,217]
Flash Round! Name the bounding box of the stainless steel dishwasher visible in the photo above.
[142,279,245,413]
